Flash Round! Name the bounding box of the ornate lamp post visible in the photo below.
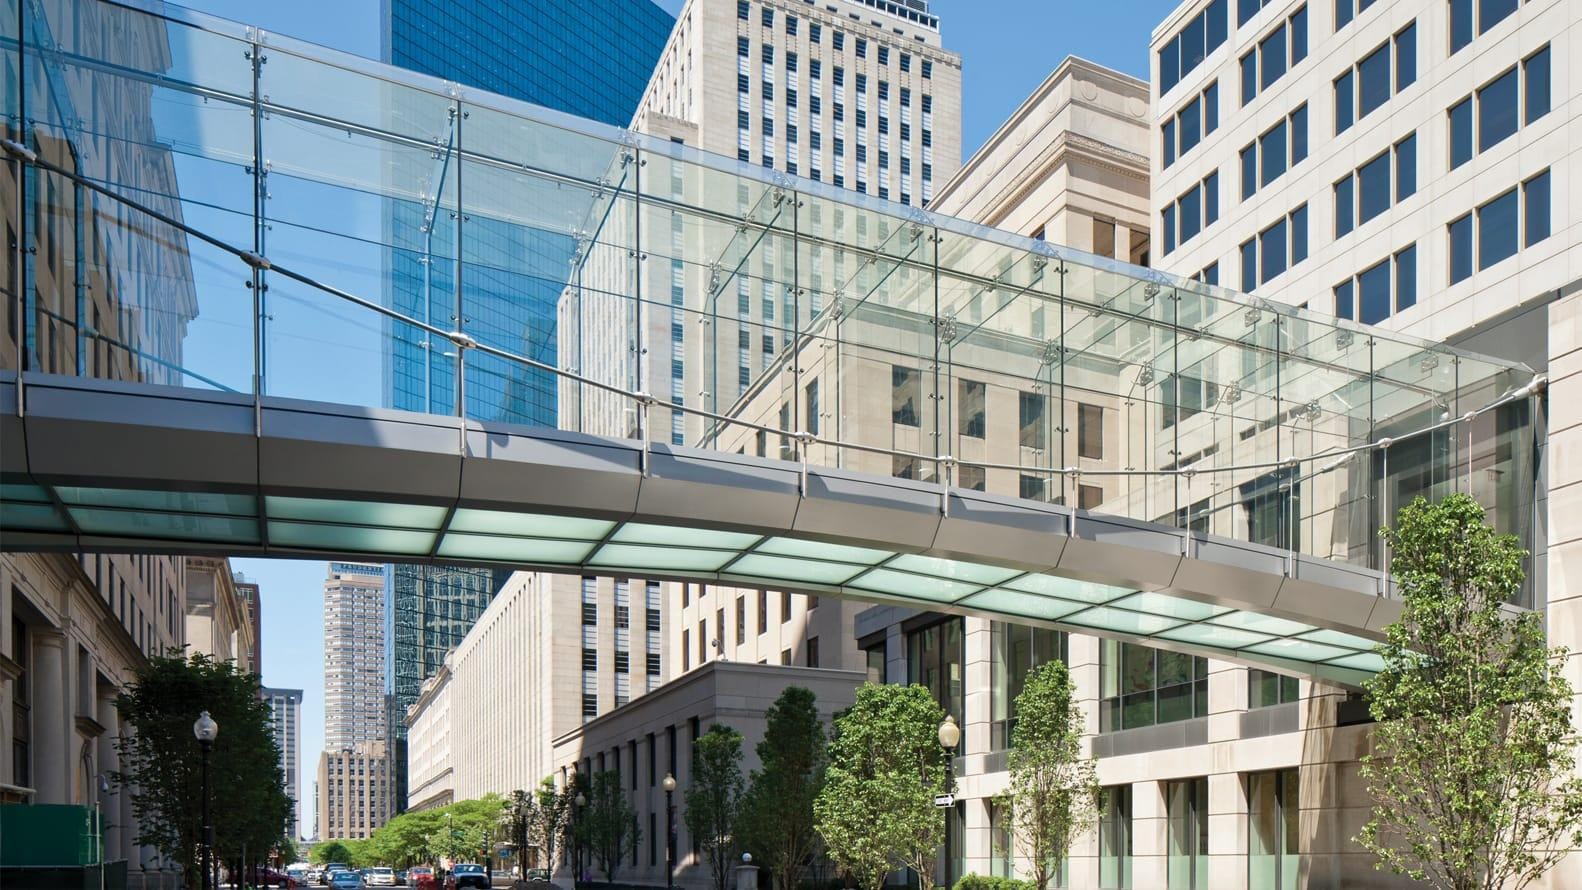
[193,711,219,890]
[573,790,587,886]
[661,773,677,890]
[937,715,960,890]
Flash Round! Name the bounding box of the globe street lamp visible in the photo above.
[574,790,587,885]
[661,773,677,890]
[937,715,960,890]
[193,711,219,890]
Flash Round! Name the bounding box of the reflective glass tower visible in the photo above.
[379,0,675,810]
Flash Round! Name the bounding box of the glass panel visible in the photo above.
[266,521,434,553]
[448,509,613,539]
[264,496,448,528]
[588,543,739,572]
[435,534,595,563]
[724,553,869,585]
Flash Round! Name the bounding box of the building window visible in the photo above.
[907,618,964,726]
[1335,22,1416,133]
[615,651,630,674]
[582,693,598,718]
[1100,785,1134,889]
[1019,391,1046,450]
[781,591,792,623]
[1450,48,1549,171]
[1158,0,1228,95]
[958,379,986,438]
[1450,172,1549,284]
[682,629,690,672]
[865,642,886,684]
[891,365,920,426]
[1163,83,1220,169]
[1239,6,1306,105]
[1249,769,1300,888]
[582,648,598,671]
[757,590,767,635]
[1019,474,1045,501]
[1166,778,1209,890]
[11,618,28,788]
[735,595,745,645]
[1100,641,1208,732]
[647,652,661,676]
[1450,0,1516,54]
[807,637,820,668]
[805,379,820,436]
[1077,403,1104,460]
[1240,105,1306,198]
[1249,669,1299,707]
[990,623,1067,749]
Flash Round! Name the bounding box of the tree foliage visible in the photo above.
[1001,661,1097,890]
[311,841,353,866]
[1358,494,1582,890]
[508,779,569,871]
[815,684,947,890]
[340,796,506,868]
[578,771,639,882]
[114,651,293,889]
[686,724,746,890]
[738,687,828,890]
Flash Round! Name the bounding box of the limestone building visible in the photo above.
[316,741,396,841]
[184,557,255,669]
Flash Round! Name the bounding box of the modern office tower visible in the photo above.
[235,573,262,676]
[323,562,387,750]
[377,0,677,809]
[405,572,671,810]
[263,687,305,840]
[315,741,397,841]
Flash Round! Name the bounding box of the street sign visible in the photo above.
[933,794,955,808]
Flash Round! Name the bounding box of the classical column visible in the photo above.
[32,629,69,802]
[97,694,122,863]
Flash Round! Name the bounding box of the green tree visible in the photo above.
[738,687,827,890]
[686,725,746,890]
[1001,662,1097,890]
[580,771,639,882]
[1358,493,1582,890]
[526,778,570,871]
[114,651,293,889]
[815,684,947,890]
[311,841,353,865]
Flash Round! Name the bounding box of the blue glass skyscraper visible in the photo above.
[379,0,674,809]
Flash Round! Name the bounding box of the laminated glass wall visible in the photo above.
[1248,769,1299,890]
[1099,785,1133,889]
[1099,641,1209,733]
[990,622,1067,749]
[907,618,964,726]
[1166,778,1209,890]
[0,0,1539,592]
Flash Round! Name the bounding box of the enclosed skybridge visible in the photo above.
[0,0,1542,686]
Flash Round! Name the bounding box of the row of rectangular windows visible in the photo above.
[1334,21,1415,135]
[737,0,935,77]
[1239,5,1308,106]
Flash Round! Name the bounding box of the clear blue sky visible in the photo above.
[176,0,1181,838]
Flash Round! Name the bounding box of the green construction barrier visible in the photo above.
[0,804,102,866]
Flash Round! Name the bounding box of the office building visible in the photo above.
[263,687,305,841]
[550,661,863,886]
[632,0,962,206]
[236,574,262,676]
[929,57,1152,264]
[405,571,670,810]
[378,0,677,810]
[184,557,255,669]
[323,563,387,751]
[315,741,397,842]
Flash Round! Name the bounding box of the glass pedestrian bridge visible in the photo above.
[0,0,1542,684]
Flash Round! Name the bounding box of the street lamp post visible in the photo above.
[661,773,677,890]
[193,712,219,890]
[937,715,960,890]
[573,791,587,887]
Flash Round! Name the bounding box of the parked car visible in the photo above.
[524,869,551,884]
[329,870,364,890]
[445,864,489,890]
[368,868,396,887]
[407,867,436,890]
[394,871,408,886]
[306,870,325,886]
[258,868,299,889]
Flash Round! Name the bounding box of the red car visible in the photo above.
[258,869,299,889]
[408,868,437,890]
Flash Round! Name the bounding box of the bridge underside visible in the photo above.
[0,372,1396,685]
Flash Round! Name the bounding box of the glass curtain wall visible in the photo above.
[1248,769,1300,890]
[990,622,1068,749]
[907,618,964,725]
[1099,785,1133,889]
[1248,669,1300,708]
[1166,778,1209,890]
[1099,641,1208,732]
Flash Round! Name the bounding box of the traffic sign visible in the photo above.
[933,793,955,808]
